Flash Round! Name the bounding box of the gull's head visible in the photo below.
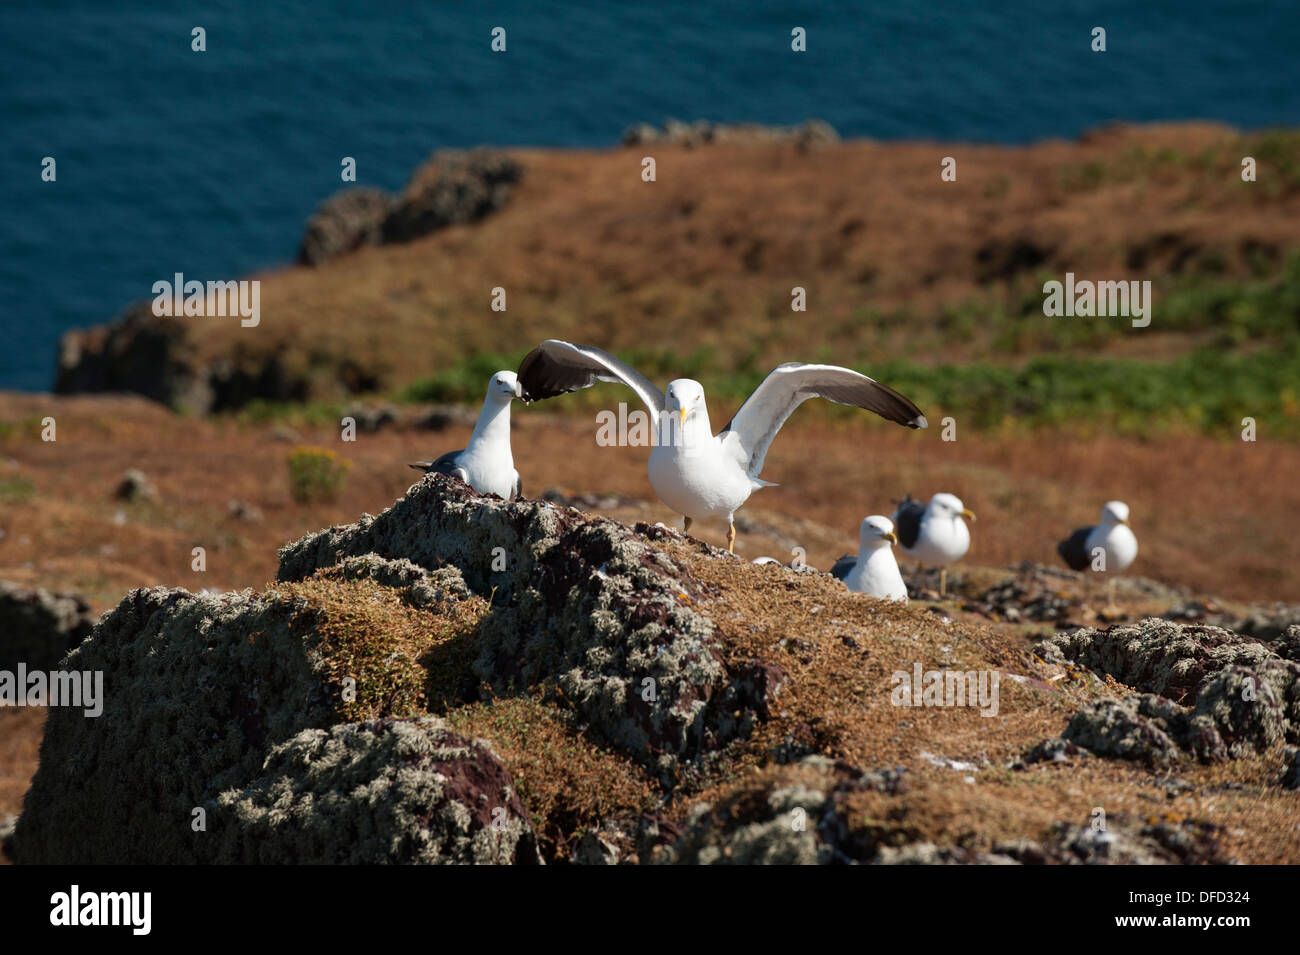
[487,370,522,402]
[665,378,706,426]
[860,515,898,549]
[930,492,975,523]
[1100,500,1130,526]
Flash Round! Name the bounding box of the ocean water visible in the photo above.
[1,1,1296,391]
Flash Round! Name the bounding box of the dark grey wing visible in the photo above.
[410,449,465,476]
[516,339,665,416]
[1057,526,1094,571]
[719,362,927,478]
[892,495,925,550]
[830,554,857,580]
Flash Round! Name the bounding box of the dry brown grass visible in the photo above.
[2,392,1296,612]
[666,543,1300,864]
[66,123,1300,402]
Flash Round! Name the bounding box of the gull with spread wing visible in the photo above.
[516,339,927,552]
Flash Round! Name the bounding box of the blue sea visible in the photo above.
[1,1,1296,391]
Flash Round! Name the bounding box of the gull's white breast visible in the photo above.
[845,550,908,602]
[1085,523,1137,572]
[905,515,971,566]
[458,447,516,499]
[647,438,755,520]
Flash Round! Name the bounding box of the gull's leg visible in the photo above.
[939,567,947,598]
[683,516,693,534]
[1108,577,1117,612]
[726,519,736,554]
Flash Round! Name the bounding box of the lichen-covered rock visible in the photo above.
[874,843,1021,865]
[0,580,97,671]
[279,474,749,772]
[1062,696,1187,767]
[333,553,472,606]
[663,786,831,865]
[1021,736,1086,764]
[660,761,908,865]
[11,586,341,863]
[1036,619,1275,704]
[297,187,393,265]
[1039,618,1300,758]
[1230,606,1300,647]
[1059,692,1229,766]
[215,718,540,864]
[11,574,537,864]
[1191,663,1291,756]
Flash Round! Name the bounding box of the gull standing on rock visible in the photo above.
[1057,500,1138,610]
[891,492,975,597]
[410,371,523,499]
[515,339,927,552]
[831,516,909,602]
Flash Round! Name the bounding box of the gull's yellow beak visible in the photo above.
[680,408,688,426]
[961,508,976,522]
[884,531,897,544]
[1119,518,1130,526]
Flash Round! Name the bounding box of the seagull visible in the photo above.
[1057,500,1137,610]
[830,516,909,602]
[410,371,523,499]
[891,492,974,597]
[515,339,927,552]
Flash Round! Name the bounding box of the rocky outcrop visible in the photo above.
[1032,619,1300,766]
[55,148,522,407]
[278,474,787,773]
[1034,619,1292,707]
[54,303,311,413]
[216,718,540,864]
[297,187,393,266]
[0,581,96,671]
[381,149,523,244]
[297,150,523,266]
[1059,694,1227,766]
[657,759,907,865]
[55,303,204,409]
[621,118,839,150]
[9,552,540,864]
[12,476,788,862]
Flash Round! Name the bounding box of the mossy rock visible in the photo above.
[215,717,540,864]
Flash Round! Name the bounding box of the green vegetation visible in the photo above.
[869,344,1300,438]
[287,446,352,503]
[1058,131,1300,196]
[0,475,34,504]
[395,343,1300,440]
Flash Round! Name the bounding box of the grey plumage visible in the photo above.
[719,362,927,479]
[830,554,857,580]
[1057,526,1093,571]
[893,495,925,549]
[517,340,665,413]
[410,450,466,481]
[410,451,523,500]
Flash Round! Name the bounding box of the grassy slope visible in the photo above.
[67,123,1300,432]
